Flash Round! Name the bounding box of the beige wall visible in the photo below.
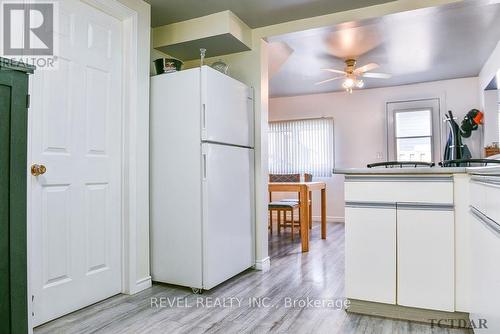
[269,77,480,221]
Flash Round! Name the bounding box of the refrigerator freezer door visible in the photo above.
[201,143,254,289]
[201,66,254,148]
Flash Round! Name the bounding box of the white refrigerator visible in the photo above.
[150,66,255,291]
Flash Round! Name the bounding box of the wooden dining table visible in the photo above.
[268,181,327,252]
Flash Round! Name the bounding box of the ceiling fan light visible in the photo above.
[356,80,365,88]
[342,78,354,89]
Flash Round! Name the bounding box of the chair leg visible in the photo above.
[291,209,294,241]
[278,210,282,234]
[269,210,273,234]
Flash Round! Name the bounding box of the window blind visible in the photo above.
[268,118,334,177]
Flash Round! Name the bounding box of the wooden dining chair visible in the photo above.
[272,173,314,229]
[268,201,300,240]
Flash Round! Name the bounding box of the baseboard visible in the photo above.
[270,212,344,223]
[254,257,270,272]
[347,299,472,330]
[133,276,152,293]
[312,215,344,223]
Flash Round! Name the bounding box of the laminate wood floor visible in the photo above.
[35,223,470,334]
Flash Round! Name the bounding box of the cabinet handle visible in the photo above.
[397,203,454,211]
[471,206,500,236]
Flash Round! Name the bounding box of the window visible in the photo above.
[268,118,334,177]
[387,99,440,163]
[395,109,433,162]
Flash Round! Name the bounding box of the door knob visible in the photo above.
[31,164,46,176]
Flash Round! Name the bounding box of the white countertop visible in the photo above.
[334,166,500,176]
[333,167,467,175]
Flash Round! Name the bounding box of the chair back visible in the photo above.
[269,174,300,182]
[269,173,313,182]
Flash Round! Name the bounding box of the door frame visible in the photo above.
[385,98,442,163]
[27,0,151,330]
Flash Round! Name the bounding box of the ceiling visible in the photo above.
[268,1,500,97]
[146,0,394,28]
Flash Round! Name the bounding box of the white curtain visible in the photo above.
[268,118,334,177]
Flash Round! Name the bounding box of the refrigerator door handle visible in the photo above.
[202,153,207,180]
[202,103,207,130]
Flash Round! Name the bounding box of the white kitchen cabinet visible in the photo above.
[470,208,500,333]
[344,175,457,312]
[345,205,397,304]
[397,206,455,311]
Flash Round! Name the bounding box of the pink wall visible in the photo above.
[269,77,480,221]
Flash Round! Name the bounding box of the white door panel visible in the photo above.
[202,143,254,289]
[30,0,122,326]
[202,66,254,147]
[397,209,455,311]
[470,211,500,333]
[345,206,397,304]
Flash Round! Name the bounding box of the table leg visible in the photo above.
[321,188,326,239]
[309,191,312,229]
[299,187,309,252]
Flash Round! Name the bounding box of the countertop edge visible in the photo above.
[332,167,467,175]
[466,166,500,176]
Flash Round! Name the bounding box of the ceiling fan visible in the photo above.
[316,58,392,93]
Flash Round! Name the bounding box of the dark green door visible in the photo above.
[0,60,33,334]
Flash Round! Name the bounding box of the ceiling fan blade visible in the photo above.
[362,72,392,79]
[315,76,344,85]
[321,68,347,75]
[354,63,379,74]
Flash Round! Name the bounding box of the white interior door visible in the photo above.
[202,143,254,289]
[201,66,254,147]
[30,0,122,326]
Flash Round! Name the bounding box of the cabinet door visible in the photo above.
[397,207,454,311]
[470,209,500,333]
[345,205,396,304]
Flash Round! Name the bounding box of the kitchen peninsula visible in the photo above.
[334,166,500,329]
